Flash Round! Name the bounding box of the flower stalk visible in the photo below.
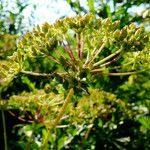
[41,88,74,149]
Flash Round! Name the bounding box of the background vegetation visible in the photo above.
[0,0,150,150]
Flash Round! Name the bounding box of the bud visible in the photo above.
[128,35,135,45]
[135,28,143,37]
[112,20,120,30]
[42,22,49,33]
[45,29,51,40]
[143,35,149,43]
[26,32,32,39]
[97,18,102,25]
[103,18,111,26]
[143,9,150,18]
[21,38,27,45]
[37,25,41,32]
[113,29,121,39]
[129,23,136,30]
[44,84,51,93]
[120,27,127,39]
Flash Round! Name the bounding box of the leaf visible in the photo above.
[88,0,95,14]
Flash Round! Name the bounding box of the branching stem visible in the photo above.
[63,40,76,63]
[26,123,36,150]
[47,55,61,64]
[84,42,106,68]
[41,88,74,149]
[93,48,122,67]
[21,70,66,78]
[94,70,145,76]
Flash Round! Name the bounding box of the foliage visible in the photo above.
[0,2,150,150]
[0,0,31,34]
[66,0,150,27]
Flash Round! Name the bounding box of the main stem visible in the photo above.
[41,88,74,149]
[2,109,8,150]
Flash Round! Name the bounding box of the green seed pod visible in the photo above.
[31,46,38,56]
[134,41,141,46]
[97,18,102,25]
[135,28,143,37]
[113,29,121,39]
[135,42,144,51]
[37,25,41,32]
[42,22,49,33]
[103,18,111,26]
[25,32,32,39]
[44,84,51,93]
[129,23,136,30]
[129,35,136,43]
[111,20,120,30]
[120,27,127,39]
[45,29,52,40]
[143,35,149,43]
[21,37,27,45]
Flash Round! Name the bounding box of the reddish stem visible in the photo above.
[77,33,82,60]
[93,71,138,76]
[63,41,76,63]
[8,110,33,123]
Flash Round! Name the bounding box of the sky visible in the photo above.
[4,0,148,32]
[23,0,147,26]
[22,0,76,26]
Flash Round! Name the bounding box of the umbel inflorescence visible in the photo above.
[0,14,149,149]
[1,14,147,88]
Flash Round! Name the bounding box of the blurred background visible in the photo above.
[0,0,149,35]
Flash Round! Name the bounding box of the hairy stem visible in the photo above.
[41,88,74,149]
[2,109,8,150]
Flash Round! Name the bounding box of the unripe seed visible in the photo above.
[135,28,143,37]
[120,27,127,39]
[143,35,149,43]
[113,29,121,39]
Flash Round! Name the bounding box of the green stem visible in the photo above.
[112,60,134,69]
[90,68,105,73]
[93,49,122,67]
[94,70,145,76]
[2,109,8,150]
[26,123,36,150]
[84,42,106,68]
[47,55,61,64]
[21,70,66,77]
[41,88,74,149]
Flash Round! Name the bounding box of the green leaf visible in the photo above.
[88,0,95,14]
